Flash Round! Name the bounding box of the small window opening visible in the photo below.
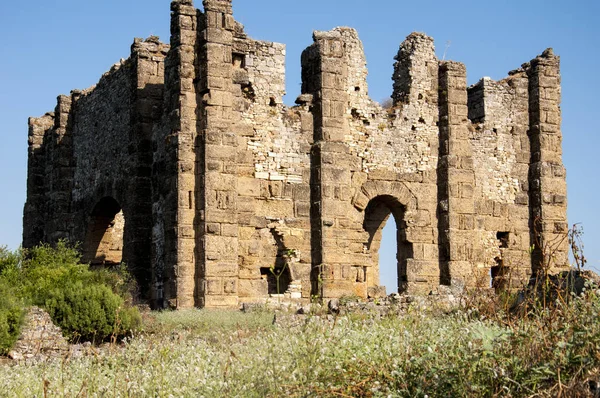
[232,53,246,69]
[351,108,360,119]
[260,267,291,295]
[241,82,255,101]
[497,232,509,248]
[491,232,511,291]
[354,86,360,92]
[491,258,509,292]
[269,97,277,107]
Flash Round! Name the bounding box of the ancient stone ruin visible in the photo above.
[23,0,568,309]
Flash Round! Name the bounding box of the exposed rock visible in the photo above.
[8,306,69,363]
[328,299,340,315]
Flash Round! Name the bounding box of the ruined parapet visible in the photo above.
[392,32,438,106]
[232,33,313,300]
[25,34,169,302]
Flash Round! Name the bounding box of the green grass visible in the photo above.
[2,290,600,397]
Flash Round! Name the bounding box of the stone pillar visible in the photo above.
[154,0,200,308]
[304,30,357,299]
[130,37,168,299]
[23,114,54,248]
[526,49,568,272]
[438,61,477,287]
[46,95,75,243]
[174,0,199,308]
[391,33,441,294]
[197,0,239,308]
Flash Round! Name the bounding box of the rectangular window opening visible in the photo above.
[232,53,246,69]
[496,231,509,248]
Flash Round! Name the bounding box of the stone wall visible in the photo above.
[24,37,168,298]
[467,71,532,286]
[24,0,569,309]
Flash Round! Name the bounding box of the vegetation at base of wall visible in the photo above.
[0,247,25,354]
[0,242,140,350]
[0,279,25,355]
[44,282,140,343]
[2,289,600,397]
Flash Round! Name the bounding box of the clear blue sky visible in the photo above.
[1,0,598,291]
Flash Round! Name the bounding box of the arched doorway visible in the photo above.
[82,197,124,266]
[379,217,398,294]
[363,195,413,294]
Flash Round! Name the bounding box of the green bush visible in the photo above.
[0,279,25,355]
[91,263,138,305]
[0,246,19,273]
[44,282,140,342]
[0,241,142,344]
[20,241,90,304]
[0,246,21,288]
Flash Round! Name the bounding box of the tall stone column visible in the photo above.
[197,0,239,308]
[304,30,357,299]
[438,61,478,287]
[156,0,199,308]
[527,49,568,272]
[130,37,168,299]
[47,94,75,243]
[23,114,54,248]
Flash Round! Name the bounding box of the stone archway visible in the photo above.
[353,181,418,295]
[82,197,124,266]
[363,195,413,294]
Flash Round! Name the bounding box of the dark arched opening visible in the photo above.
[260,228,293,296]
[82,197,124,266]
[363,195,413,294]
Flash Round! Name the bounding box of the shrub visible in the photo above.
[0,279,25,355]
[13,241,141,343]
[0,246,21,288]
[44,281,141,343]
[0,246,20,273]
[20,241,89,304]
[91,263,139,305]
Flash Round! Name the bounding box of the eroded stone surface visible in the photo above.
[8,307,68,362]
[24,0,568,309]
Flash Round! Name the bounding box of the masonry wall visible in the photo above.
[24,0,569,309]
[467,72,532,286]
[24,38,168,298]
[232,30,313,302]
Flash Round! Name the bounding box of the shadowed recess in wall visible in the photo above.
[82,197,124,266]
